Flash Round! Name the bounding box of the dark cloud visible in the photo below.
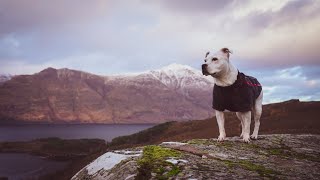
[150,0,236,15]
[0,0,110,36]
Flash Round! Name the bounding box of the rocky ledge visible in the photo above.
[72,134,320,180]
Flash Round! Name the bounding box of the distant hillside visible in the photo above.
[108,99,320,149]
[0,64,214,124]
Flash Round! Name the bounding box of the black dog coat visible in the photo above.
[212,72,262,112]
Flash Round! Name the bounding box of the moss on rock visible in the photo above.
[135,145,182,180]
[221,159,280,178]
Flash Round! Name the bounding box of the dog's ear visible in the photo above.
[221,48,232,58]
[205,51,210,58]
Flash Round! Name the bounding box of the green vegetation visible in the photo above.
[221,159,280,178]
[187,139,234,148]
[167,165,181,177]
[187,139,210,145]
[264,137,320,162]
[135,145,182,180]
[241,143,260,149]
[266,146,320,162]
[108,122,174,149]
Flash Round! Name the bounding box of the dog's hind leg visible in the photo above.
[251,91,263,140]
[236,112,244,138]
[215,110,226,142]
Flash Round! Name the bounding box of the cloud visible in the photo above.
[246,66,320,104]
[0,0,319,102]
[143,0,320,69]
[149,0,236,15]
[1,0,319,70]
[0,0,110,36]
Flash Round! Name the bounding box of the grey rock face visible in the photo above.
[73,134,320,179]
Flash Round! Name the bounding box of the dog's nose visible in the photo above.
[202,64,209,76]
[202,64,208,71]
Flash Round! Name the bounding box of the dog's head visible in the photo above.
[202,48,232,77]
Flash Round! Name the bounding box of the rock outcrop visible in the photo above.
[72,134,320,180]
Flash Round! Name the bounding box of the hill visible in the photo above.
[108,99,320,149]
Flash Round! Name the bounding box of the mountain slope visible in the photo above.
[0,64,214,123]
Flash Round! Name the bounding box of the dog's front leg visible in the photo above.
[236,112,244,138]
[238,111,252,143]
[215,110,226,142]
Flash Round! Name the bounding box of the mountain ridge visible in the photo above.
[0,64,214,124]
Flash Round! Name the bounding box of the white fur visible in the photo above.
[204,48,263,143]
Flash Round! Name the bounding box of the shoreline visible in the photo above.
[0,138,108,180]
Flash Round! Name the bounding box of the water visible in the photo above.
[0,124,155,179]
[0,153,69,179]
[0,124,155,142]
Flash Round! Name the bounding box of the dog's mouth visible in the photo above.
[202,70,210,76]
[211,73,217,77]
[202,64,217,77]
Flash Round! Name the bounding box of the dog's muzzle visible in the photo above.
[202,64,209,76]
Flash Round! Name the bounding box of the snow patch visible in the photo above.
[125,174,136,180]
[114,150,143,155]
[209,152,229,159]
[0,74,13,83]
[86,152,140,175]
[166,158,188,165]
[85,152,141,175]
[161,142,188,146]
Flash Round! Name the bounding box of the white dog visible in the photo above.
[202,48,263,143]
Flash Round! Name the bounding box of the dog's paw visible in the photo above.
[250,134,258,140]
[240,133,244,138]
[242,136,251,143]
[217,135,226,142]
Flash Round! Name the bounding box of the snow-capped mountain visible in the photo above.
[0,64,215,124]
[0,74,13,84]
[148,63,214,96]
[150,64,213,87]
[108,63,214,97]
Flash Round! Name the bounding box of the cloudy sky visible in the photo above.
[0,0,320,103]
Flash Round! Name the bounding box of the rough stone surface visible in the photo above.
[73,134,320,179]
[72,149,143,180]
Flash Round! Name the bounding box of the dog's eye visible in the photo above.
[204,59,207,62]
[212,57,218,61]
